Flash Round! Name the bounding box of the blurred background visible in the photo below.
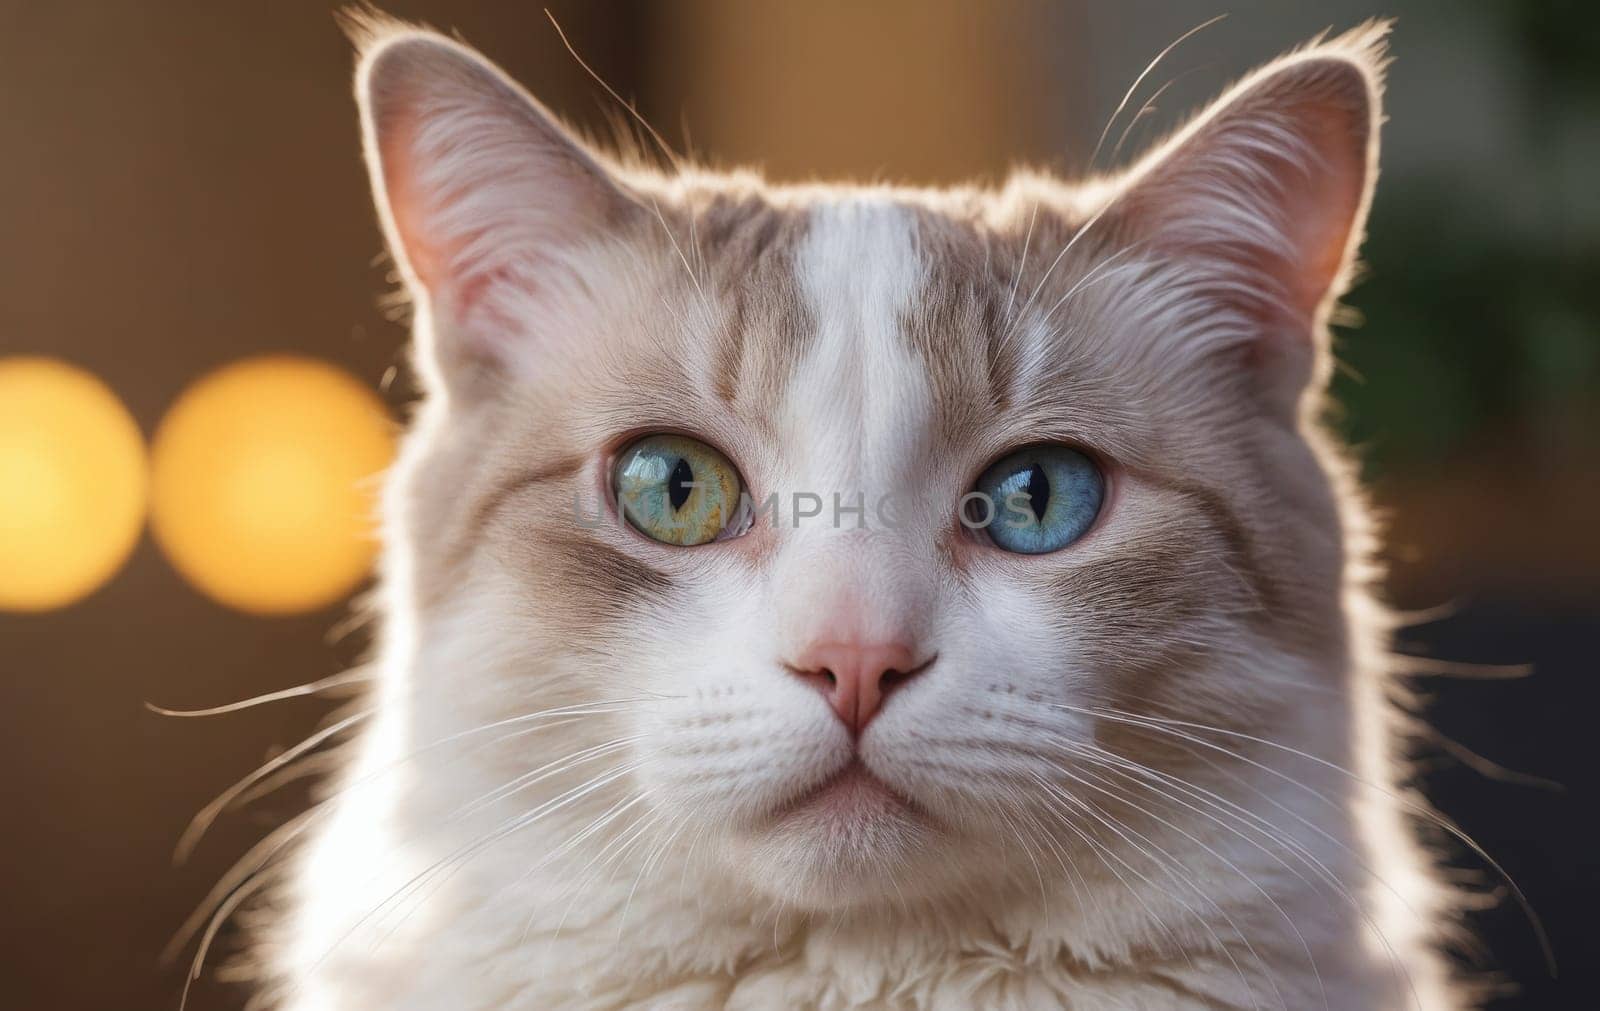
[1,1,1594,1007]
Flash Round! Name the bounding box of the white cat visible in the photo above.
[232,17,1478,1010]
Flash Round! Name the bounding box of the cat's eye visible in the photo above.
[972,444,1105,554]
[612,434,746,546]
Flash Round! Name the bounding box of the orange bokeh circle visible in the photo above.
[149,356,395,615]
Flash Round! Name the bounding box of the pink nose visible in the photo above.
[788,641,931,735]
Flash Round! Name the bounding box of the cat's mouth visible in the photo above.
[763,757,924,828]
[732,757,940,906]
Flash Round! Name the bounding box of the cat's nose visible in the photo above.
[787,641,932,735]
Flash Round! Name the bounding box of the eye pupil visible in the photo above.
[668,457,694,512]
[614,434,743,547]
[973,444,1104,554]
[1025,463,1050,521]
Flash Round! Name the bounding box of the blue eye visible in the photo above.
[972,444,1105,554]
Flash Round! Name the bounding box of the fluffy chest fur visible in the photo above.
[243,17,1469,1011]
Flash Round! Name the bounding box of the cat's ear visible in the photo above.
[354,27,638,391]
[1103,24,1387,405]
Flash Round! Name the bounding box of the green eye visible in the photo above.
[612,434,745,546]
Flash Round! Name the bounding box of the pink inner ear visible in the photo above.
[373,106,447,293]
[451,264,514,321]
[381,134,534,350]
[1280,99,1370,319]
[360,33,638,375]
[374,113,525,366]
[1112,55,1377,329]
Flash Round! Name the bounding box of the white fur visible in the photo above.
[246,20,1469,1011]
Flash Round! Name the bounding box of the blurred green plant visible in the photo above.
[1332,0,1599,478]
[1334,185,1600,472]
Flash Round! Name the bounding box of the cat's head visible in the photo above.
[355,23,1384,911]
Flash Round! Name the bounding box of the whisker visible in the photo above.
[1107,68,1204,167]
[649,195,716,326]
[164,807,320,964]
[176,709,372,862]
[1002,201,1040,324]
[1008,793,1094,920]
[146,666,371,718]
[323,760,646,970]
[1421,726,1562,791]
[1028,773,1251,1008]
[1087,14,1228,173]
[1037,765,1291,1010]
[545,799,660,945]
[1078,702,1438,948]
[175,695,662,867]
[999,199,1115,350]
[993,801,1051,924]
[1059,701,1556,976]
[178,864,274,1011]
[1034,242,1149,324]
[544,10,683,173]
[1063,740,1417,1009]
[451,733,645,819]
[616,806,695,941]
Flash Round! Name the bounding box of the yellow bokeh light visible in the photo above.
[149,356,395,615]
[0,357,148,612]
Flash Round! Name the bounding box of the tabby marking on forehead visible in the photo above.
[901,205,1026,429]
[698,193,813,410]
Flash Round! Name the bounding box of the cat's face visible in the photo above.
[358,29,1381,910]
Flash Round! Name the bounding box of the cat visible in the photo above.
[232,15,1478,1010]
